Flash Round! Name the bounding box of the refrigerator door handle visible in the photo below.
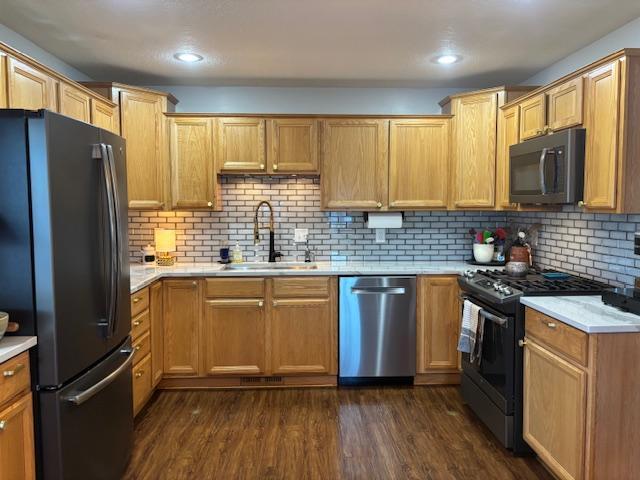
[105,144,121,337]
[93,143,118,337]
[63,347,135,406]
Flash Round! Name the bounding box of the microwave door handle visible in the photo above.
[539,147,549,195]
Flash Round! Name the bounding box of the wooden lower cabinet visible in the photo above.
[415,276,461,384]
[202,298,266,375]
[150,282,164,387]
[163,279,201,376]
[132,354,152,416]
[0,393,35,480]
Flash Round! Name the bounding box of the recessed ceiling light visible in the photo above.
[174,52,203,63]
[433,54,462,65]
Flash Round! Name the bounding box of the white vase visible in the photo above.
[473,244,495,264]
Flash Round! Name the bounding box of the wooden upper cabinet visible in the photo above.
[320,119,389,210]
[519,93,546,140]
[547,77,583,132]
[417,276,460,374]
[169,117,216,209]
[583,61,620,211]
[0,393,36,480]
[163,280,201,376]
[6,56,57,111]
[217,117,266,172]
[91,99,118,133]
[496,105,519,210]
[58,82,90,123]
[0,53,7,109]
[267,118,319,174]
[202,298,266,376]
[119,90,166,209]
[389,118,450,209]
[523,339,586,480]
[450,94,497,208]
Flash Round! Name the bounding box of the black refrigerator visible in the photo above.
[0,110,133,479]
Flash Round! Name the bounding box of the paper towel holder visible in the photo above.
[363,212,405,223]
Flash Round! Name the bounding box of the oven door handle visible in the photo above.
[459,295,509,327]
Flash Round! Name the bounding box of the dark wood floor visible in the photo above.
[124,386,551,480]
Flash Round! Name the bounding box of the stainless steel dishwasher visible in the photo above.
[339,276,416,384]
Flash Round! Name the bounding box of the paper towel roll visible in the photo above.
[366,212,403,229]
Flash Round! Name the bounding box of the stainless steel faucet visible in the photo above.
[304,238,315,263]
[253,201,281,262]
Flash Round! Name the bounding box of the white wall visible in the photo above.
[523,16,640,86]
[149,85,468,114]
[0,22,91,81]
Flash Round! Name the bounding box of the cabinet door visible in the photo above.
[267,118,319,173]
[132,354,152,416]
[150,281,164,387]
[202,299,266,375]
[523,339,586,480]
[6,56,57,111]
[0,393,36,480]
[519,93,546,140]
[451,95,497,208]
[91,99,118,133]
[548,77,583,132]
[58,82,91,123]
[0,53,7,108]
[163,280,201,376]
[416,276,460,373]
[271,298,335,375]
[119,90,166,209]
[320,119,389,210]
[583,61,620,210]
[217,117,266,172]
[169,117,216,209]
[496,105,519,209]
[389,118,450,209]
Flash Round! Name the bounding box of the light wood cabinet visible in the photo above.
[6,56,57,111]
[496,105,519,210]
[321,119,389,210]
[202,298,266,375]
[0,393,36,480]
[267,118,319,173]
[90,99,118,133]
[168,117,216,209]
[388,118,450,209]
[0,52,7,109]
[547,77,584,132]
[58,82,90,123]
[217,117,266,172]
[519,93,546,140]
[583,61,620,211]
[416,276,460,384]
[163,279,201,376]
[449,93,498,208]
[132,353,152,416]
[150,281,164,387]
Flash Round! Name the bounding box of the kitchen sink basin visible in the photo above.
[223,262,318,271]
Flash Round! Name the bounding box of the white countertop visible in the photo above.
[130,261,492,293]
[521,296,640,334]
[0,336,37,364]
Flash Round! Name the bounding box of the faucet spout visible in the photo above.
[253,201,281,262]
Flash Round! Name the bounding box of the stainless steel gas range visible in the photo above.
[457,268,608,454]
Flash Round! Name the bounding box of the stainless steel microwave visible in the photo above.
[509,128,585,204]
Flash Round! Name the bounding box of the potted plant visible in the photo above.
[469,227,508,264]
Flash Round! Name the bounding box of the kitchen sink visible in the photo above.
[223,262,318,271]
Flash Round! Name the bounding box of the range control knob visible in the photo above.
[493,282,501,291]
[463,270,475,279]
[502,287,513,295]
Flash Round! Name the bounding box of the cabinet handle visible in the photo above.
[132,297,141,304]
[518,339,527,347]
[133,319,142,327]
[0,420,6,431]
[376,202,383,208]
[207,201,213,207]
[273,164,278,171]
[272,300,278,307]
[135,371,144,378]
[546,322,557,329]
[258,300,264,307]
[3,364,25,377]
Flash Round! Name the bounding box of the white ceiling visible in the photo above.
[1,0,640,87]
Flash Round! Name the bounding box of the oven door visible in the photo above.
[461,297,515,414]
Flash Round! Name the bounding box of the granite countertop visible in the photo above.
[0,336,37,364]
[521,296,640,334]
[129,261,490,293]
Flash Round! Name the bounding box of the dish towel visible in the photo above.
[458,300,482,355]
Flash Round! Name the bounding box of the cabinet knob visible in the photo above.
[578,200,587,208]
[518,339,527,347]
[0,420,5,431]
[376,202,383,208]
[544,126,550,133]
[258,300,264,307]
[260,164,265,170]
[273,165,278,171]
[135,345,141,351]
[3,364,25,377]
[135,371,144,378]
[133,297,140,304]
[133,320,142,326]
[207,201,213,207]
[192,281,197,286]
[272,300,278,307]
[546,322,557,329]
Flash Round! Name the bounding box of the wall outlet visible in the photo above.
[375,228,385,243]
[294,228,309,243]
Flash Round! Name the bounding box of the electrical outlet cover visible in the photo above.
[294,228,309,243]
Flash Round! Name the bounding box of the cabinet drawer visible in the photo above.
[131,309,150,340]
[0,352,30,408]
[132,353,152,415]
[272,277,330,298]
[525,308,588,367]
[205,278,265,298]
[130,288,149,318]
[132,331,151,366]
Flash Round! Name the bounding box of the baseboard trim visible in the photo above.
[414,372,461,385]
[158,375,338,390]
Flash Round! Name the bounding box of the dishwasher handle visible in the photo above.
[351,287,406,295]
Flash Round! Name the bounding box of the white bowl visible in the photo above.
[473,244,495,264]
[0,312,8,340]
